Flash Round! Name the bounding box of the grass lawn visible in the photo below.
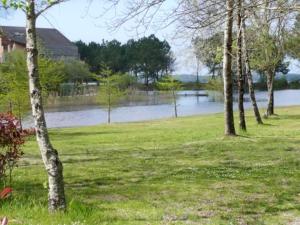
[1,106,300,224]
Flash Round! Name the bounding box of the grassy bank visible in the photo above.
[1,107,300,224]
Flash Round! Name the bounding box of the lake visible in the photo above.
[24,89,300,128]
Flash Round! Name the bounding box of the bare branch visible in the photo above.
[36,0,69,18]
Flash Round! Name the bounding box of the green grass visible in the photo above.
[1,107,300,224]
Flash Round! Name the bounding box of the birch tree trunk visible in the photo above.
[26,0,66,212]
[222,0,236,136]
[241,18,263,125]
[237,0,246,131]
[266,69,275,116]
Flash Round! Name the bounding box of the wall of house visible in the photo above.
[12,42,25,51]
[0,37,26,62]
[0,37,5,62]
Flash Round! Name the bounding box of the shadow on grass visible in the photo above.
[280,114,300,120]
[259,123,277,127]
[50,130,126,139]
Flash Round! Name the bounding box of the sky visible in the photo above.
[0,0,299,74]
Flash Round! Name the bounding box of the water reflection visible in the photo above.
[24,89,300,128]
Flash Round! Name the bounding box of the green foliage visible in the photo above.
[75,34,175,85]
[63,59,93,83]
[193,33,223,77]
[0,50,29,116]
[156,76,181,118]
[273,76,288,90]
[204,78,224,102]
[0,50,73,115]
[156,75,182,92]
[96,68,129,123]
[205,77,224,92]
[38,57,66,95]
[289,81,300,89]
[249,31,283,74]
[285,14,300,59]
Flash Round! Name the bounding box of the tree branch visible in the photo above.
[36,0,69,18]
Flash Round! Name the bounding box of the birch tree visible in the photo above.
[1,0,67,212]
[236,0,246,131]
[222,0,235,135]
[246,0,297,117]
[241,18,263,125]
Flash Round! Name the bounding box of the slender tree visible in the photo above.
[241,19,263,125]
[1,0,67,212]
[96,68,128,123]
[223,0,236,136]
[236,0,246,131]
[156,76,182,118]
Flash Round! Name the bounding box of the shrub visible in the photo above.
[274,76,288,90]
[289,81,300,89]
[205,77,223,92]
[0,113,33,186]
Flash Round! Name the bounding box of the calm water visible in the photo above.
[24,89,300,128]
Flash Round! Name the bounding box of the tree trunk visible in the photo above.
[26,0,66,212]
[108,106,111,123]
[266,69,275,116]
[196,58,200,84]
[241,18,263,125]
[108,91,111,123]
[222,0,236,136]
[172,89,178,118]
[212,66,216,79]
[236,0,246,131]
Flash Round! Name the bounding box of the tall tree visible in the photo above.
[285,14,300,59]
[193,33,223,78]
[76,35,174,85]
[247,0,292,117]
[1,0,67,212]
[223,0,236,136]
[236,0,246,131]
[241,17,263,125]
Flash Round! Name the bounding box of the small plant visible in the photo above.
[0,113,33,186]
[156,76,182,118]
[96,68,129,123]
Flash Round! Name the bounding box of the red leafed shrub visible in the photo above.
[0,113,34,185]
[0,187,12,199]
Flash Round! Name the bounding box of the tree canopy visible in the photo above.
[75,34,175,86]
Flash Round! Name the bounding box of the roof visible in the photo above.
[0,26,79,59]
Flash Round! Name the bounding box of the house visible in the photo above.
[0,26,79,62]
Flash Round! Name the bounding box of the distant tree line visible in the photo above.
[75,34,175,87]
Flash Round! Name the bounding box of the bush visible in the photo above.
[0,113,33,186]
[205,77,223,92]
[274,76,288,90]
[289,81,300,89]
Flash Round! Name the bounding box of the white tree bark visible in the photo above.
[222,0,236,136]
[237,0,246,131]
[26,0,66,212]
[241,18,263,125]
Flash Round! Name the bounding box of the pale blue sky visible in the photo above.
[1,0,299,74]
